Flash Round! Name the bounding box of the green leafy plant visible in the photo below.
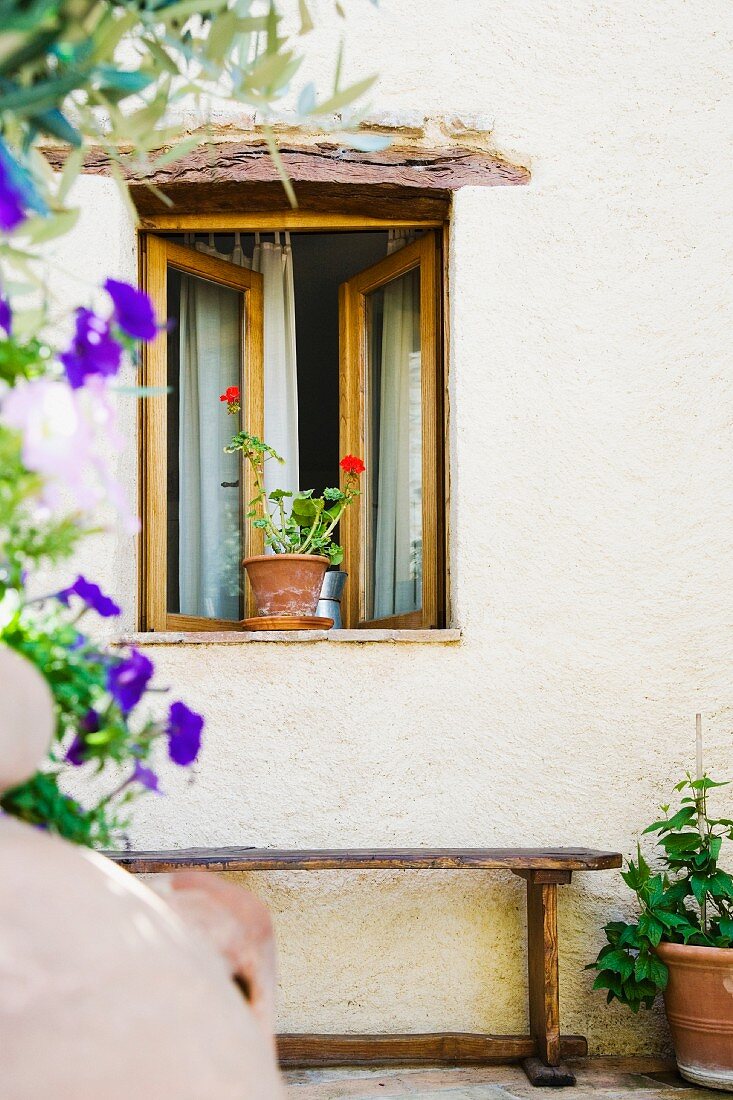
[224,423,363,565]
[588,774,733,1012]
[1,569,205,846]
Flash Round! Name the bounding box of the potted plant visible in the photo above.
[220,386,364,625]
[588,765,733,1090]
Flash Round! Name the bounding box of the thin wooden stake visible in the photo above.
[696,713,703,783]
[695,713,707,936]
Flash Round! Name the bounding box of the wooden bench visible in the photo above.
[107,846,621,1087]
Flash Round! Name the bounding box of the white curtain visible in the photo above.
[178,234,242,619]
[251,232,299,498]
[178,232,299,616]
[373,230,422,619]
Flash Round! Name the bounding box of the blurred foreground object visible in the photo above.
[0,645,284,1100]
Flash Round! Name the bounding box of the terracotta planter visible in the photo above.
[656,941,733,1090]
[243,554,329,618]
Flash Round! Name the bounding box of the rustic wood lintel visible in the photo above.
[43,141,529,218]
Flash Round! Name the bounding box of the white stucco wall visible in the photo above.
[64,0,733,1055]
[36,175,138,626]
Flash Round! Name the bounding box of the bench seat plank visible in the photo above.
[276,1032,588,1067]
[106,846,621,874]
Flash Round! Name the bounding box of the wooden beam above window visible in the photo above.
[43,141,529,220]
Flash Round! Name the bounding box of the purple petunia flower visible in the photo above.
[0,138,46,232]
[2,379,99,515]
[60,307,122,389]
[57,575,121,618]
[0,294,11,335]
[65,709,100,765]
[65,734,85,766]
[131,760,160,792]
[104,279,157,342]
[107,649,154,714]
[166,701,204,766]
[0,150,27,231]
[81,707,101,733]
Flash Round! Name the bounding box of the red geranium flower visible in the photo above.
[340,454,365,476]
[219,385,240,404]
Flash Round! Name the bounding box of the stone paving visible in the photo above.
[284,1058,721,1100]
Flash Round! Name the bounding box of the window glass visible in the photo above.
[365,267,422,620]
[166,269,243,620]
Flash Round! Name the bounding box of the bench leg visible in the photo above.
[522,872,576,1087]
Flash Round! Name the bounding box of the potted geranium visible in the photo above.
[588,766,733,1090]
[220,386,364,626]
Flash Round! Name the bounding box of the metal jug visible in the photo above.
[316,570,347,629]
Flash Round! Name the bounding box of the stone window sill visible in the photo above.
[114,628,461,646]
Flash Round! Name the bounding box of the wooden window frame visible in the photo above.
[339,233,443,629]
[142,236,264,632]
[139,214,446,633]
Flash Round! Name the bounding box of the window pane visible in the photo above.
[166,269,243,620]
[365,266,422,620]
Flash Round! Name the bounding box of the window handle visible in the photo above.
[221,480,240,488]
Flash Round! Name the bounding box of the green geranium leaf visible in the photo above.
[291,495,323,525]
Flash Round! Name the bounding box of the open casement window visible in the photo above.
[143,236,264,631]
[140,220,445,634]
[339,233,442,629]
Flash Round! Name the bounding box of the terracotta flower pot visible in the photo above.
[243,554,330,618]
[656,941,733,1090]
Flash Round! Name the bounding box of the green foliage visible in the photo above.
[588,775,733,1011]
[0,602,165,846]
[0,0,375,144]
[0,334,50,384]
[1,770,131,847]
[0,422,85,593]
[226,430,360,565]
[0,0,384,298]
[6,611,106,746]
